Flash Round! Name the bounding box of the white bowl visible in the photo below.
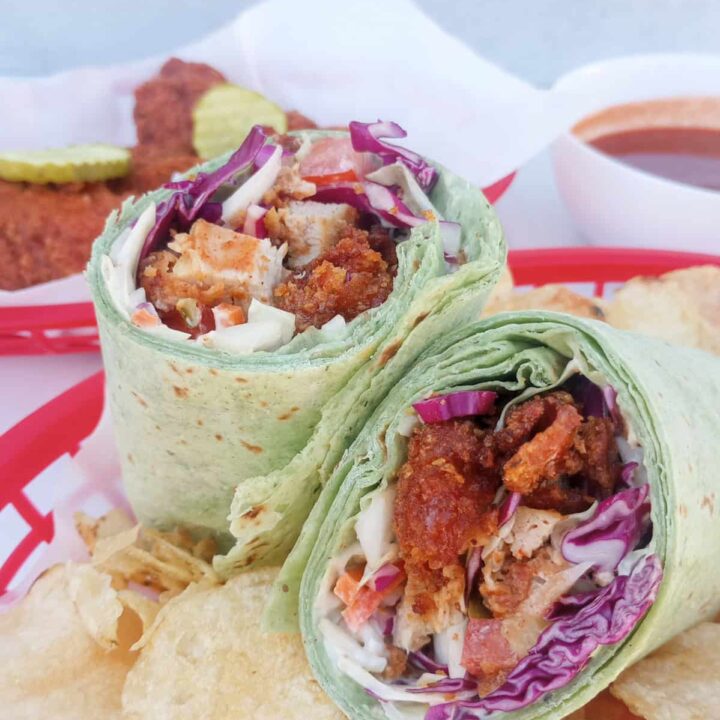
[551,54,720,252]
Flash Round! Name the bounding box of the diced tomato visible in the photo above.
[299,137,371,184]
[581,690,643,720]
[160,305,215,338]
[334,566,364,606]
[302,169,359,186]
[461,619,518,679]
[335,565,406,633]
[212,303,246,330]
[131,307,161,328]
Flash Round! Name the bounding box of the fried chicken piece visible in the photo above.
[522,481,592,515]
[262,164,317,208]
[367,224,398,274]
[0,180,127,289]
[392,421,500,648]
[481,548,567,618]
[497,393,620,513]
[285,111,318,131]
[394,564,467,651]
[124,148,200,194]
[494,391,577,455]
[274,227,394,330]
[577,416,620,496]
[264,201,359,268]
[133,58,226,155]
[381,644,408,681]
[139,218,285,319]
[140,250,237,311]
[503,403,584,494]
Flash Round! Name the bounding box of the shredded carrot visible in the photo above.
[333,566,364,606]
[336,567,406,633]
[131,307,161,328]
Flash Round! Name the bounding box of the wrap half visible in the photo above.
[88,123,504,563]
[289,312,720,718]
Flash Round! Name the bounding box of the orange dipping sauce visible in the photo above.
[573,98,720,191]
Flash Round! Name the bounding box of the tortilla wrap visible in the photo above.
[287,312,720,718]
[87,130,505,566]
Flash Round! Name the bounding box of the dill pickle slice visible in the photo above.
[0,144,131,184]
[192,83,288,160]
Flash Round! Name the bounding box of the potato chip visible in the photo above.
[0,564,143,719]
[610,622,720,719]
[483,264,515,312]
[65,562,125,650]
[606,266,720,356]
[122,567,344,719]
[75,508,135,553]
[567,690,643,719]
[483,283,606,320]
[76,511,220,595]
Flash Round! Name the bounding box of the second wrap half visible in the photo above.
[288,312,720,718]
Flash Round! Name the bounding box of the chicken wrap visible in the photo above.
[289,312,720,719]
[88,122,504,560]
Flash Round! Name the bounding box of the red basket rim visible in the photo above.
[508,246,720,285]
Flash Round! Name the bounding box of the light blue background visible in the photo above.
[1,0,719,85]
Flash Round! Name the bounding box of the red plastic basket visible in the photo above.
[1,246,719,598]
[0,176,517,357]
[0,302,99,356]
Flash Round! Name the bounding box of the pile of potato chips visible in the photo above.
[485,265,720,357]
[0,511,341,720]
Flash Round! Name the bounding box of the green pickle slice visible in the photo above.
[193,83,288,160]
[0,144,131,184]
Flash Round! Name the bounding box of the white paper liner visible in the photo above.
[0,0,589,307]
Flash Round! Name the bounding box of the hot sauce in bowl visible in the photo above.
[573,97,720,191]
[551,54,720,254]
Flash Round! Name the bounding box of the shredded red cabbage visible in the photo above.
[408,677,477,695]
[562,485,651,574]
[349,120,438,192]
[408,650,448,675]
[364,181,426,227]
[138,126,269,263]
[620,461,639,488]
[163,178,195,191]
[425,555,662,718]
[242,204,268,238]
[546,589,603,620]
[498,491,521,526]
[603,385,622,425]
[413,391,497,424]
[571,376,609,419]
[371,607,395,638]
[254,141,292,169]
[370,563,404,593]
[312,181,423,229]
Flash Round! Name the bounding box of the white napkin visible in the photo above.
[0,0,585,304]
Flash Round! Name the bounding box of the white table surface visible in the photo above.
[1,0,715,434]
